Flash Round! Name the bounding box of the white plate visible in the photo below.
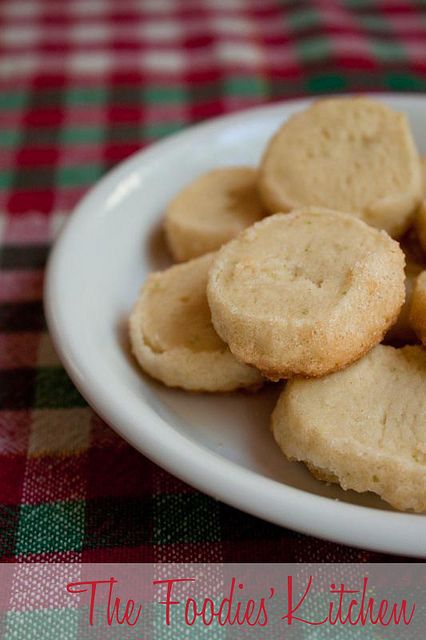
[45,94,426,558]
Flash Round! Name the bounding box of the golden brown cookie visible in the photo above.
[129,253,263,391]
[207,208,405,380]
[164,167,265,262]
[259,97,422,238]
[272,345,426,512]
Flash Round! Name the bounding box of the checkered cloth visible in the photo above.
[1,0,425,563]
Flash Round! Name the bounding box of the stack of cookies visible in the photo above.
[129,97,426,513]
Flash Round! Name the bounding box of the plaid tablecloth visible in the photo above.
[1,0,426,563]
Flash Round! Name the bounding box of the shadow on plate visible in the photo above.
[146,217,173,271]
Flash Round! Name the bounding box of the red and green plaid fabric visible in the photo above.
[1,0,426,563]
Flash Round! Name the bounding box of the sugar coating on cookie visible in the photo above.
[207,208,405,380]
[129,253,263,392]
[271,345,426,512]
[164,167,265,262]
[409,271,426,346]
[259,97,422,238]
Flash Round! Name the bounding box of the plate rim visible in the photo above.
[45,93,426,558]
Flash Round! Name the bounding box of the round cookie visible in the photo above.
[409,270,426,345]
[164,167,266,262]
[129,253,263,392]
[259,97,423,238]
[207,208,405,380]
[271,344,426,512]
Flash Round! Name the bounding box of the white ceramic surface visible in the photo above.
[45,94,426,557]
